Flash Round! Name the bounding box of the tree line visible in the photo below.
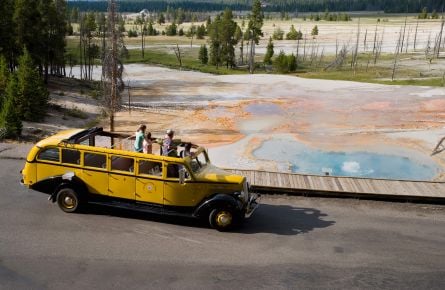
[1,0,67,81]
[68,0,445,13]
[0,0,67,138]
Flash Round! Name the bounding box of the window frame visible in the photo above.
[164,162,193,181]
[36,147,61,164]
[136,158,164,179]
[61,148,81,166]
[110,154,135,174]
[83,151,108,171]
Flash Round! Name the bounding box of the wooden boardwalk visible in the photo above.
[227,169,445,202]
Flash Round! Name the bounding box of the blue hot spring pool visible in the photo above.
[253,137,441,180]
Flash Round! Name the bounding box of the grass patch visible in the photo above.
[65,107,88,119]
[378,78,444,87]
[126,48,248,75]
[65,37,443,86]
[84,117,101,128]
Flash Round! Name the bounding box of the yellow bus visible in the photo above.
[20,127,258,231]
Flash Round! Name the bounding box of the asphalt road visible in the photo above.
[1,159,445,289]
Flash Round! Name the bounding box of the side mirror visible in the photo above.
[179,168,186,185]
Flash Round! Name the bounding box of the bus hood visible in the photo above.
[194,164,244,184]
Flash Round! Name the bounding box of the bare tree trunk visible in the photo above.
[79,18,83,80]
[173,44,183,69]
[141,24,145,58]
[249,37,255,74]
[303,36,307,61]
[239,39,244,65]
[317,48,324,69]
[399,17,407,53]
[406,27,412,53]
[437,18,444,57]
[127,80,131,114]
[374,27,384,65]
[352,18,361,75]
[413,20,419,51]
[372,24,378,57]
[245,39,250,65]
[296,38,300,62]
[363,29,368,52]
[335,38,339,57]
[392,28,403,81]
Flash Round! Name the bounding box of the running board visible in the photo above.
[88,200,194,218]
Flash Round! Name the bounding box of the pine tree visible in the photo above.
[208,15,221,67]
[199,45,208,64]
[0,56,10,109]
[158,13,165,25]
[196,24,206,39]
[220,9,238,68]
[286,25,302,40]
[418,7,428,19]
[0,74,22,138]
[288,53,297,71]
[247,0,264,73]
[0,0,15,69]
[264,37,274,65]
[311,25,319,38]
[16,49,49,122]
[272,27,284,40]
[273,50,288,73]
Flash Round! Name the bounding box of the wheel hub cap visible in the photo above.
[64,196,74,208]
[216,211,232,227]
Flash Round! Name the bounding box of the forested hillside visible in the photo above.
[68,0,444,13]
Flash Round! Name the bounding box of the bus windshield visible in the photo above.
[189,151,208,174]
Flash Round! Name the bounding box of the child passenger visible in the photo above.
[143,132,153,154]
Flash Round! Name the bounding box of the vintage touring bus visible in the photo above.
[21,127,258,231]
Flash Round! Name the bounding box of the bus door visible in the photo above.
[108,155,135,201]
[163,162,202,208]
[135,159,164,205]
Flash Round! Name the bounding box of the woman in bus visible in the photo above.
[134,124,146,153]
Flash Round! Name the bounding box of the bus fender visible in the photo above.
[49,173,88,203]
[193,193,242,218]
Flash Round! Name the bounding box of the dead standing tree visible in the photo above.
[102,0,125,140]
[172,44,183,69]
[399,17,408,53]
[436,16,445,58]
[391,27,403,81]
[413,20,419,51]
[374,27,384,65]
[351,18,361,75]
[325,44,348,70]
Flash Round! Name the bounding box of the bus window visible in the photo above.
[139,160,162,177]
[84,152,106,169]
[166,164,180,178]
[37,148,60,162]
[61,149,80,165]
[111,156,134,173]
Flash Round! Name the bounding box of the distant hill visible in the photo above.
[67,0,444,13]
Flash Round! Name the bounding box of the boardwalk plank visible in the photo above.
[228,168,443,199]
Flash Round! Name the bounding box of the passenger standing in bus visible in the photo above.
[162,129,177,156]
[143,132,153,154]
[180,142,192,158]
[134,124,146,152]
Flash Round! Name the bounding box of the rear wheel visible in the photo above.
[209,208,237,231]
[56,187,81,213]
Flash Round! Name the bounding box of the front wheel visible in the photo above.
[56,187,81,213]
[209,208,238,231]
